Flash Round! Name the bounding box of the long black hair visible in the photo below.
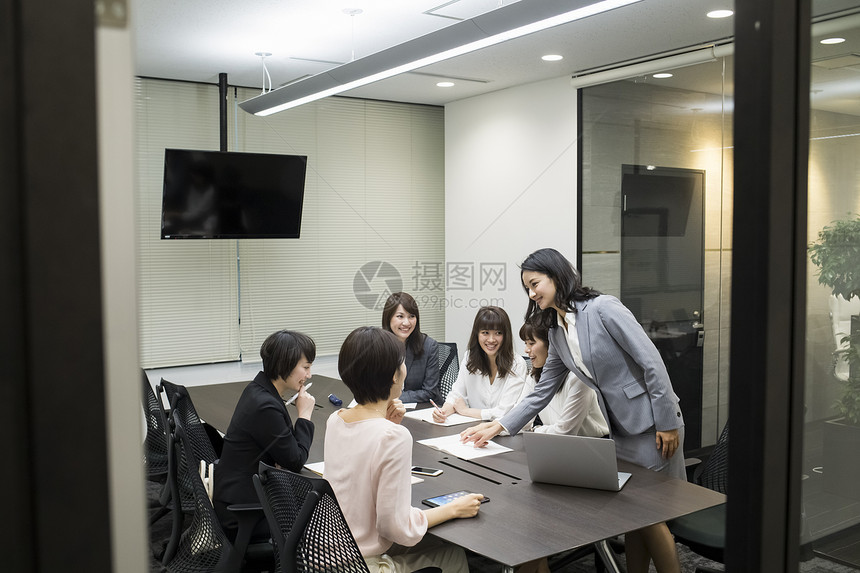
[465,306,515,378]
[521,248,600,329]
[381,292,425,357]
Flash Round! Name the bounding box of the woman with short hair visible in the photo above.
[324,326,483,573]
[214,329,316,541]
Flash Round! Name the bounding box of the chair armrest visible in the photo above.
[225,504,267,573]
[227,503,263,513]
[684,457,702,482]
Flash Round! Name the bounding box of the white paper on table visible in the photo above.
[304,461,325,476]
[416,434,513,460]
[404,408,475,426]
[304,461,423,484]
[347,399,416,410]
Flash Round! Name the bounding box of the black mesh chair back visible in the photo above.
[694,421,729,494]
[160,379,219,465]
[143,371,170,480]
[437,342,459,401]
[162,414,233,573]
[254,462,369,573]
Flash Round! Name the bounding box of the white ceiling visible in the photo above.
[132,0,860,113]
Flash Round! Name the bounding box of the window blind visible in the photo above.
[135,79,445,367]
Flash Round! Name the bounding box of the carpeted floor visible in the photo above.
[147,479,859,572]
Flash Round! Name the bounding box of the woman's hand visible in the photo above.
[655,429,680,459]
[386,399,407,425]
[295,389,315,420]
[452,397,468,415]
[432,402,456,423]
[460,420,503,447]
[424,493,484,527]
[445,493,484,519]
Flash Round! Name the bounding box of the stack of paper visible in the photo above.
[404,409,474,426]
[416,434,513,460]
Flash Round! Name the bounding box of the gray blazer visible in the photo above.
[501,295,684,472]
[400,334,441,404]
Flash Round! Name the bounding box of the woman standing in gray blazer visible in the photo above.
[382,292,441,404]
[462,248,685,573]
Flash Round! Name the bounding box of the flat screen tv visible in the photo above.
[161,149,307,239]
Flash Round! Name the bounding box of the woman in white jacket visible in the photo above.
[520,319,608,437]
[433,306,528,423]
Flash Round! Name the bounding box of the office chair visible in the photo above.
[253,463,440,573]
[160,378,224,459]
[161,413,272,573]
[437,342,459,401]
[143,370,170,481]
[154,379,226,560]
[668,421,729,572]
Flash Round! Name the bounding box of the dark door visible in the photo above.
[620,164,705,451]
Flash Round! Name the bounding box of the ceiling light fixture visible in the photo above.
[820,37,846,45]
[542,54,564,61]
[240,0,643,116]
[255,52,273,94]
[436,81,455,87]
[706,9,733,18]
[653,72,673,78]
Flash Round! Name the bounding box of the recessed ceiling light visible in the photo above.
[653,73,673,79]
[820,37,846,45]
[542,54,564,61]
[706,9,733,18]
[436,81,455,88]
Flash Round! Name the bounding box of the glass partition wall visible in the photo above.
[802,6,860,568]
[580,56,734,452]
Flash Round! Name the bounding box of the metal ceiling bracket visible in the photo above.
[95,0,128,28]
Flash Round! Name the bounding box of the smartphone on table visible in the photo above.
[411,466,443,477]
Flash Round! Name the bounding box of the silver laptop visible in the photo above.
[523,432,632,491]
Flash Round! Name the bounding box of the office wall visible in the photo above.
[135,80,446,367]
[444,76,578,351]
[98,23,148,573]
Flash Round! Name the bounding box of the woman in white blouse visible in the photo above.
[433,306,528,423]
[520,320,609,437]
[325,326,484,573]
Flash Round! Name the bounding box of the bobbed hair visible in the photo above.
[381,292,425,358]
[261,330,317,382]
[520,248,600,329]
[466,306,515,378]
[338,326,406,404]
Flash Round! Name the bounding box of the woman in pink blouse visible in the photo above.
[324,326,484,573]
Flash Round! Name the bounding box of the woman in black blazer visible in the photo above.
[382,292,441,404]
[213,329,316,541]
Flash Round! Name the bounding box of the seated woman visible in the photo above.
[432,306,528,424]
[520,319,609,437]
[382,291,441,404]
[325,326,483,573]
[213,329,316,541]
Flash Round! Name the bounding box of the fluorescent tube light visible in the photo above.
[240,0,642,116]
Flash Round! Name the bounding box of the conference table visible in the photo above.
[189,374,726,572]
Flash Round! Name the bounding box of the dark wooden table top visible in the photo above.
[189,375,726,568]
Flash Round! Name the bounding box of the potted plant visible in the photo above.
[809,215,860,498]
